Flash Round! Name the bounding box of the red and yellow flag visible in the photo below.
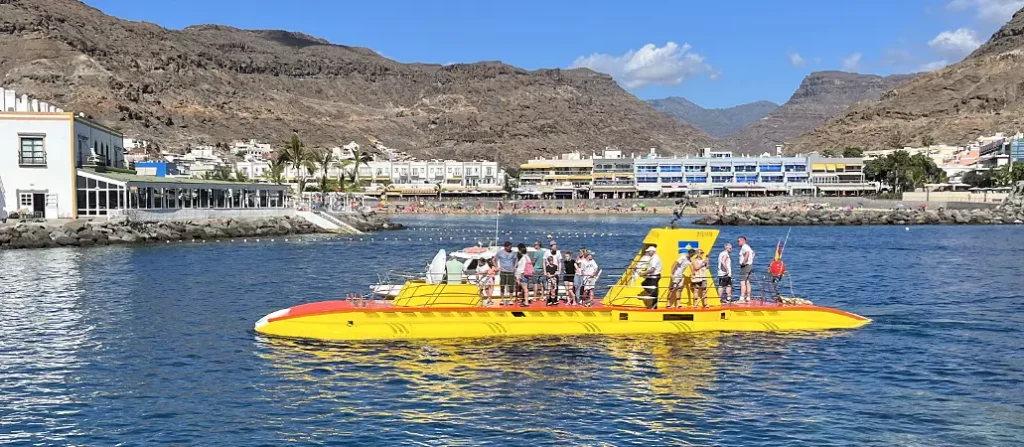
[774,240,783,261]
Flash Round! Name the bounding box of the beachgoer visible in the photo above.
[717,243,734,303]
[544,256,560,305]
[562,251,577,305]
[494,241,518,303]
[477,259,495,306]
[691,249,708,308]
[640,246,662,309]
[738,236,755,302]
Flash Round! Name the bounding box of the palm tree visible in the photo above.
[234,169,249,183]
[265,158,286,185]
[348,149,374,187]
[434,182,443,200]
[279,134,315,194]
[314,148,336,195]
[337,158,354,192]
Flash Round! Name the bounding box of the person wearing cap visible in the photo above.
[494,241,518,302]
[640,245,662,309]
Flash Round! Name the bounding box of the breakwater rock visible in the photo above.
[332,213,405,232]
[694,208,1024,226]
[0,216,319,250]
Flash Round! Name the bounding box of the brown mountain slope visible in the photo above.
[724,71,915,154]
[792,8,1024,151]
[0,0,711,162]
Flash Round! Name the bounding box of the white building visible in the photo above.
[235,159,271,179]
[164,146,232,178]
[1,86,127,219]
[230,139,273,158]
[358,159,505,196]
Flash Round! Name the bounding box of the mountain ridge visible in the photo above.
[791,7,1024,151]
[725,70,916,153]
[0,0,712,162]
[647,97,778,138]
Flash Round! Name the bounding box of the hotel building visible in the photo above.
[518,151,595,199]
[1,87,288,220]
[515,147,873,198]
[358,159,506,197]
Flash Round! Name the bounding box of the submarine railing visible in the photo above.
[363,267,800,307]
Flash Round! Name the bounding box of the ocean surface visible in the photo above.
[1,215,1022,446]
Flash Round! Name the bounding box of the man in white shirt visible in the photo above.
[717,243,733,303]
[640,245,662,309]
[737,237,755,302]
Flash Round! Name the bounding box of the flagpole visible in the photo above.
[780,227,792,258]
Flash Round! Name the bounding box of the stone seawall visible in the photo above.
[0,216,319,250]
[694,208,1024,226]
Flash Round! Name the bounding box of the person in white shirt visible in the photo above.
[737,236,755,302]
[579,253,600,304]
[476,259,495,306]
[690,250,708,308]
[717,243,734,303]
[668,250,691,309]
[640,245,662,309]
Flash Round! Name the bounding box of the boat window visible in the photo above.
[511,311,526,318]
[663,314,694,321]
[619,313,628,321]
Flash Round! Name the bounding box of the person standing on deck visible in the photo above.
[690,249,708,308]
[717,243,734,303]
[737,236,755,302]
[574,247,588,299]
[445,254,465,284]
[476,259,495,306]
[668,250,689,309]
[530,241,547,301]
[562,251,578,305]
[579,252,600,305]
[515,244,532,305]
[640,246,662,309]
[494,241,518,302]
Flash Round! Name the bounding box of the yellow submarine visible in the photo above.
[254,228,870,341]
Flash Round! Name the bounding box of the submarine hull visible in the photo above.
[255,301,870,341]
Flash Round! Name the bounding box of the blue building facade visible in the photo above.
[632,152,870,197]
[134,161,179,177]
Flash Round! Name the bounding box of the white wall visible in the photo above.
[118,208,296,221]
[0,113,75,218]
[74,119,125,168]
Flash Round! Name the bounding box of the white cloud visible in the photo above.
[928,28,983,58]
[569,42,715,89]
[841,52,862,71]
[789,52,806,67]
[947,0,1024,23]
[919,60,950,71]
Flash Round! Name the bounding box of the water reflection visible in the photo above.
[0,248,86,444]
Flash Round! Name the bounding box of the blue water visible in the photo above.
[1,215,1023,446]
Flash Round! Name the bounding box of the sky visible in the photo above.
[83,0,1023,109]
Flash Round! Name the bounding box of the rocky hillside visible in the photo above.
[647,97,778,138]
[726,71,915,154]
[0,0,712,162]
[792,7,1024,151]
